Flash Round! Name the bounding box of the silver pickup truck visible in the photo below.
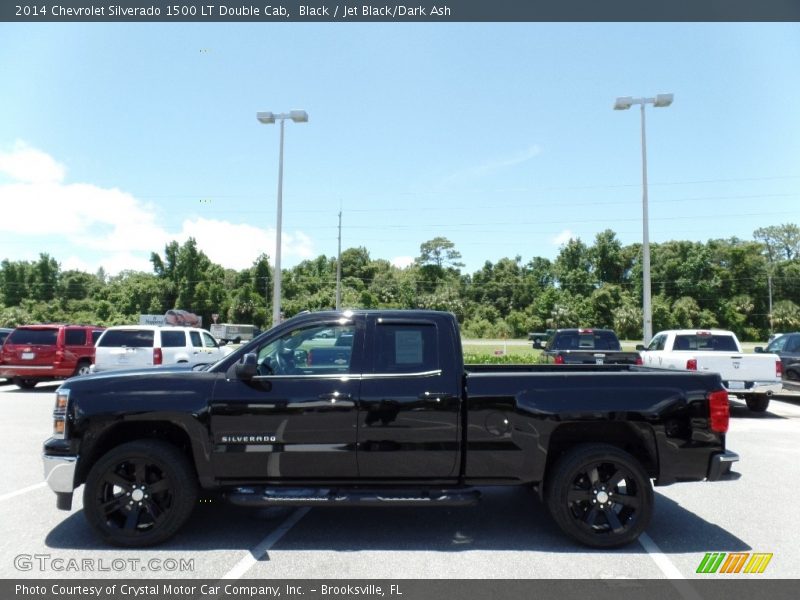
[638,329,783,412]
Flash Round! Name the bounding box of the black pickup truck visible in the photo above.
[536,328,643,366]
[43,310,738,549]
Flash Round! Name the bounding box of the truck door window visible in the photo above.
[257,323,357,376]
[373,323,438,373]
[647,334,666,351]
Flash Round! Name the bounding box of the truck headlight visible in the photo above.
[52,388,70,439]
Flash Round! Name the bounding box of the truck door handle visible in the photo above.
[418,392,451,403]
[318,392,352,402]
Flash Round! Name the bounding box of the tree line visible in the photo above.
[1,224,798,341]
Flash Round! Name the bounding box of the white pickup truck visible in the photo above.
[638,329,783,412]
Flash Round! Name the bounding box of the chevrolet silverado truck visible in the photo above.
[638,329,783,412]
[43,310,738,549]
[536,328,643,366]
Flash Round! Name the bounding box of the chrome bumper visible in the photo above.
[724,381,782,396]
[43,454,78,493]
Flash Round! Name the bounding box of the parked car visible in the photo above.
[0,324,105,389]
[44,310,738,549]
[756,331,800,381]
[640,329,783,412]
[92,326,225,373]
[537,328,643,365]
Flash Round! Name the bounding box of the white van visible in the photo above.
[92,326,225,373]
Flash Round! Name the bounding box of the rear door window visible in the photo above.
[373,323,438,373]
[189,331,203,347]
[7,329,58,345]
[98,330,155,348]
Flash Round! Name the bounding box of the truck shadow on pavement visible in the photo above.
[44,485,748,554]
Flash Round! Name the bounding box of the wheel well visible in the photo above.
[543,422,658,482]
[77,421,196,485]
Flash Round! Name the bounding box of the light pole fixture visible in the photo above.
[257,109,308,328]
[613,93,673,345]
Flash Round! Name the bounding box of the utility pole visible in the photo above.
[336,210,342,311]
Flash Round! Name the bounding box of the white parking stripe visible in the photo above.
[0,482,46,502]
[221,507,310,579]
[639,532,703,600]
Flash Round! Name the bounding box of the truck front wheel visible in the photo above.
[545,444,653,548]
[83,440,198,547]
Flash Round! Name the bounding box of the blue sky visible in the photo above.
[1,23,799,275]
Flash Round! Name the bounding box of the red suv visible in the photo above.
[0,324,105,389]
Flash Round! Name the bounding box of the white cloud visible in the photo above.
[0,141,66,183]
[0,143,316,275]
[178,218,316,271]
[391,255,415,269]
[552,229,575,246]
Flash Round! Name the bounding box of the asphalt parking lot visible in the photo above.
[1,382,799,582]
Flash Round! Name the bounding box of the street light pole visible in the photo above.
[257,109,308,328]
[614,93,673,345]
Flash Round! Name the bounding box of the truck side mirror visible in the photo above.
[234,352,258,380]
[635,344,646,351]
[754,346,764,354]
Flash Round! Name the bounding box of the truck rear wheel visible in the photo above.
[545,444,653,548]
[744,395,770,412]
[83,440,198,547]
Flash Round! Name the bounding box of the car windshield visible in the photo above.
[7,328,58,345]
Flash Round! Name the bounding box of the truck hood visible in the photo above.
[61,363,215,389]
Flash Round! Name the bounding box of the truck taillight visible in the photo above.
[708,390,730,433]
[686,359,697,370]
[153,348,163,365]
[554,354,565,365]
[776,360,783,378]
[54,349,64,366]
[635,356,643,366]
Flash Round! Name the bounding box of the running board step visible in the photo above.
[226,488,481,508]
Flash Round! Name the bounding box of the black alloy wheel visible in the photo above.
[83,440,197,547]
[545,444,653,548]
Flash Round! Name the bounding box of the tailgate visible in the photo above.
[696,353,779,387]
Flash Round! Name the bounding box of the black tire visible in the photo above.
[744,395,770,412]
[83,440,198,547]
[545,444,653,548]
[13,377,37,389]
[785,369,799,382]
[73,360,92,377]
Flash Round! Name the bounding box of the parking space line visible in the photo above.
[639,532,703,600]
[221,507,310,579]
[0,482,46,502]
